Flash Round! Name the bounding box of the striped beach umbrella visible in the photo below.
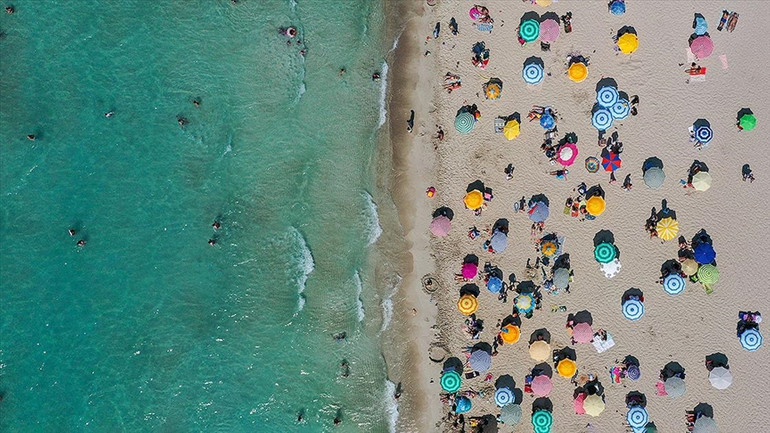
[740,328,763,351]
[596,86,619,108]
[500,404,522,425]
[592,108,614,131]
[519,19,540,42]
[695,124,713,143]
[594,242,616,263]
[455,111,475,134]
[627,406,649,429]
[515,293,536,313]
[457,294,478,315]
[602,152,622,171]
[523,62,545,84]
[663,273,685,295]
[626,364,641,380]
[611,99,630,119]
[622,299,645,321]
[495,387,515,406]
[656,217,679,241]
[531,409,553,432]
[441,370,462,392]
[697,264,719,284]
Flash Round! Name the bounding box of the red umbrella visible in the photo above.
[601,152,621,172]
[572,322,594,343]
[462,262,478,279]
[690,35,714,59]
[531,375,553,396]
[574,393,587,414]
[430,216,451,237]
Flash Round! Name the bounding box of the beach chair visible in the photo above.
[494,118,505,133]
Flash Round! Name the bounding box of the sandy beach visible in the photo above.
[387,1,770,432]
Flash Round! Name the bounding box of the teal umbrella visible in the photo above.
[520,19,540,42]
[531,409,553,433]
[440,370,462,393]
[455,112,475,134]
[594,242,617,263]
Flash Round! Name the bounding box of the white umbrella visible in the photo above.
[693,416,718,433]
[708,367,732,390]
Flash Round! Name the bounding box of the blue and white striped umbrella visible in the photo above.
[523,63,544,85]
[611,99,630,119]
[592,108,614,131]
[663,273,685,295]
[596,86,619,108]
[740,328,763,351]
[622,299,644,321]
[695,125,713,144]
[626,406,649,429]
[495,387,515,407]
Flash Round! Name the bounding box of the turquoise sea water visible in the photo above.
[0,1,395,431]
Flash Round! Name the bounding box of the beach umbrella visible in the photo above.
[515,293,536,313]
[455,396,472,413]
[610,0,626,15]
[681,259,698,276]
[694,244,716,265]
[461,262,478,279]
[519,19,540,43]
[583,394,605,416]
[690,35,714,59]
[504,119,520,140]
[528,202,550,223]
[469,349,492,372]
[457,294,478,315]
[500,404,523,425]
[441,370,462,393]
[572,322,594,343]
[487,276,503,293]
[611,99,630,119]
[592,108,614,131]
[697,264,719,287]
[600,258,622,278]
[597,86,619,108]
[540,19,560,42]
[694,124,713,144]
[490,231,507,253]
[495,386,515,406]
[568,62,588,83]
[532,409,553,432]
[739,113,756,131]
[643,167,665,189]
[553,268,570,290]
[484,83,502,100]
[602,152,622,171]
[709,366,733,389]
[464,190,483,210]
[740,328,763,351]
[617,32,638,54]
[557,358,577,378]
[430,215,451,237]
[455,111,476,134]
[523,62,545,84]
[693,416,718,433]
[691,171,712,191]
[540,113,555,129]
[594,242,617,263]
[556,143,578,166]
[541,241,558,257]
[501,324,520,344]
[585,156,600,173]
[664,377,686,398]
[535,0,553,6]
[627,406,649,429]
[622,299,645,321]
[663,273,686,295]
[627,364,641,380]
[529,340,551,361]
[531,375,553,397]
[574,393,587,414]
[585,195,606,216]
[656,217,679,241]
[694,16,708,36]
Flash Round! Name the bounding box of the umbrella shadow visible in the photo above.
[553,346,577,363]
[624,355,640,367]
[591,102,608,115]
[493,218,509,232]
[689,32,710,44]
[691,228,712,247]
[529,193,550,207]
[622,288,644,303]
[553,253,570,270]
[643,156,664,171]
[479,415,497,431]
[533,362,553,378]
[593,230,615,246]
[502,314,522,328]
[586,184,605,199]
[466,179,485,193]
[595,77,619,92]
[529,328,552,344]
[495,374,517,390]
[706,352,729,369]
[626,391,647,408]
[463,254,479,265]
[432,206,454,220]
[541,11,560,22]
[585,378,604,396]
[660,259,682,278]
[473,341,493,355]
[737,107,753,121]
[693,118,711,129]
[618,25,637,37]
[459,284,480,297]
[532,397,553,413]
[520,11,541,25]
[690,159,709,173]
[662,361,685,379]
[456,104,474,116]
[517,280,536,294]
[487,266,504,280]
[523,55,545,69]
[485,77,503,88]
[443,357,464,373]
[506,112,521,123]
[617,90,630,102]
[572,310,594,325]
[693,402,714,419]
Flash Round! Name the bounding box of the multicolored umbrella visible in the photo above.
[592,108,613,131]
[541,241,558,256]
[583,394,605,416]
[740,328,763,351]
[585,156,600,173]
[568,62,588,82]
[531,409,553,432]
[540,113,555,129]
[523,62,545,84]
[531,375,553,396]
[500,404,522,425]
[504,119,520,140]
[594,242,617,263]
[487,276,503,293]
[455,396,472,413]
[464,190,483,210]
[540,19,560,42]
[602,152,621,171]
[656,217,679,241]
[622,299,645,321]
[690,35,714,59]
[643,167,665,189]
[455,111,476,134]
[461,262,478,279]
[695,124,713,143]
[611,99,630,119]
[469,349,492,372]
[501,324,520,344]
[663,273,685,295]
[557,358,577,378]
[556,143,578,166]
[484,82,502,100]
[430,215,451,237]
[610,0,625,15]
[617,32,638,54]
[597,86,619,108]
[694,244,716,265]
[519,19,540,42]
[495,386,515,406]
[441,370,462,392]
[529,340,551,361]
[709,366,733,389]
[572,322,594,343]
[515,293,536,313]
[664,377,686,398]
[740,113,757,131]
[457,294,478,315]
[585,195,606,216]
[627,406,649,429]
[692,171,712,191]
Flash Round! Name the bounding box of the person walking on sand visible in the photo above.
[407,110,415,133]
[742,164,755,182]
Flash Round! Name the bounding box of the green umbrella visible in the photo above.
[697,264,719,284]
[440,370,462,393]
[455,112,475,134]
[520,19,540,42]
[531,410,553,433]
[740,113,756,131]
[594,242,617,264]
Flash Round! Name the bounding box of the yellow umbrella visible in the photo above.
[503,120,520,140]
[681,258,698,276]
[457,294,478,315]
[536,0,553,6]
[585,196,605,216]
[583,394,605,416]
[529,340,551,362]
[656,217,679,241]
[484,83,501,100]
[500,324,520,344]
[617,33,638,54]
[568,62,587,83]
[557,358,577,378]
[692,171,712,191]
[541,241,558,257]
[464,190,483,210]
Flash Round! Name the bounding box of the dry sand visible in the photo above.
[387,1,770,432]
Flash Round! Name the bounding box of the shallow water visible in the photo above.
[0,0,394,431]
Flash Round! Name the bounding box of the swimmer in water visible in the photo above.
[105,111,114,118]
[5,6,14,14]
[27,134,36,141]
[193,98,201,107]
[77,239,86,247]
[68,228,76,237]
[212,221,220,230]
[339,68,346,77]
[177,116,188,127]
[208,239,216,246]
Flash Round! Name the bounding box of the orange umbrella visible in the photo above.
[500,324,520,344]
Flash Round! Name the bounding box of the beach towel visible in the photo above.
[477,23,493,33]
[719,54,729,69]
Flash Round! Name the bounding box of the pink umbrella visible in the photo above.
[462,262,478,279]
[689,35,714,59]
[572,322,594,343]
[430,216,451,237]
[531,375,553,396]
[469,7,480,20]
[573,393,587,414]
[556,143,578,166]
[540,19,560,42]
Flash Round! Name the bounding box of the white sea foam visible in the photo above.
[289,227,314,313]
[384,379,399,433]
[289,0,297,12]
[362,191,382,246]
[380,275,401,333]
[377,61,389,129]
[390,34,400,52]
[297,82,306,101]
